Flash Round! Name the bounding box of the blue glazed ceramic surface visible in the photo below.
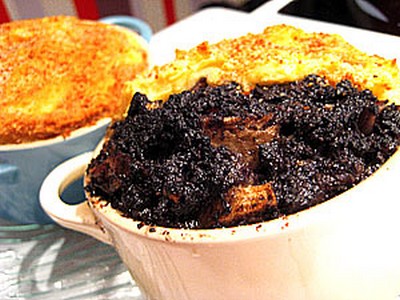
[0,16,151,225]
[0,121,109,224]
[99,15,153,42]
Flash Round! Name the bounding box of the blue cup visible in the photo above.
[0,16,152,224]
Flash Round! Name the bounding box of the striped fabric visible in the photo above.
[0,0,248,32]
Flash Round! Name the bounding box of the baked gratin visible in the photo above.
[0,16,148,145]
[125,24,400,104]
[86,25,400,229]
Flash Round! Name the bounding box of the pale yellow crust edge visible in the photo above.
[125,24,400,105]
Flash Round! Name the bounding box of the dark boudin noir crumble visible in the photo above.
[85,74,400,229]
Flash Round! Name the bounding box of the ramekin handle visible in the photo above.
[99,15,152,42]
[39,152,112,245]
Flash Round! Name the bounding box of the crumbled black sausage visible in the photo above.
[86,75,400,229]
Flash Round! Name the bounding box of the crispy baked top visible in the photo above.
[0,16,148,144]
[125,24,400,104]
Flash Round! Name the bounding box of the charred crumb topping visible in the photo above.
[86,74,400,229]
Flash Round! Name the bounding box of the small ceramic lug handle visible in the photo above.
[39,152,112,244]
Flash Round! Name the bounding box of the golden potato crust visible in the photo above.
[0,16,148,145]
[126,24,400,104]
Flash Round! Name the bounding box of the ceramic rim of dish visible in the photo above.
[0,118,111,151]
[86,147,400,244]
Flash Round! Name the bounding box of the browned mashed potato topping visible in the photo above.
[0,16,148,145]
[86,25,400,229]
[125,24,400,104]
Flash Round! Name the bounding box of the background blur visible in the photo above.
[0,0,268,32]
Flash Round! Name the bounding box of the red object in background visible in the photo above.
[73,0,99,20]
[0,0,10,23]
[163,0,176,25]
[96,0,132,18]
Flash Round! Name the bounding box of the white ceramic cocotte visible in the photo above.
[40,146,400,300]
[40,10,400,300]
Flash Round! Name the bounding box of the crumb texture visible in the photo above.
[126,24,400,104]
[0,16,148,144]
[86,75,400,229]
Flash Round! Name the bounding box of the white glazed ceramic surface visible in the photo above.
[39,8,400,300]
[40,146,400,300]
